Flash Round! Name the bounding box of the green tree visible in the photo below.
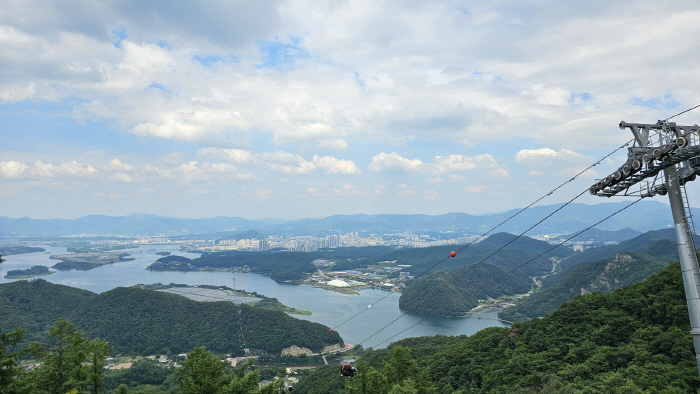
[176,347,227,394]
[114,384,128,394]
[227,360,259,394]
[383,346,415,385]
[86,338,112,394]
[346,361,388,394]
[31,318,89,394]
[0,327,28,394]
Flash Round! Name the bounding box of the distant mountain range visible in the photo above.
[0,200,686,238]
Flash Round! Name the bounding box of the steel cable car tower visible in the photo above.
[589,119,700,377]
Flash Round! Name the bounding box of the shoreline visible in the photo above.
[4,271,55,280]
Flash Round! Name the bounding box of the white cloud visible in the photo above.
[0,83,34,103]
[431,153,509,179]
[317,138,349,150]
[198,147,256,164]
[515,148,591,166]
[202,162,238,173]
[261,151,316,174]
[466,185,486,193]
[103,159,136,172]
[256,189,272,199]
[432,154,478,174]
[333,184,364,196]
[312,155,361,175]
[162,151,187,165]
[176,161,211,182]
[112,172,137,183]
[19,161,99,178]
[369,152,425,172]
[0,161,28,178]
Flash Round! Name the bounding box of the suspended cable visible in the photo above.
[370,196,644,348]
[330,140,632,332]
[665,104,700,121]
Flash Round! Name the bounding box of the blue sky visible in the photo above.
[1,1,700,219]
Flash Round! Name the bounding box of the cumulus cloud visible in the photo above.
[103,159,136,172]
[333,184,364,196]
[176,161,211,182]
[162,151,187,164]
[260,151,316,174]
[0,161,28,178]
[202,162,238,173]
[1,1,700,153]
[432,154,478,174]
[256,189,272,199]
[466,185,486,193]
[112,172,137,183]
[316,138,349,150]
[369,152,425,172]
[515,148,591,167]
[2,160,99,178]
[0,84,35,103]
[312,155,361,175]
[198,147,256,164]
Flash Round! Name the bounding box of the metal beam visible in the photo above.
[665,166,700,377]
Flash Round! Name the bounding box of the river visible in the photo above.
[0,245,510,348]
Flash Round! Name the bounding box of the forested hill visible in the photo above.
[397,233,570,316]
[546,228,677,283]
[495,230,681,322]
[0,279,342,355]
[293,262,699,393]
[399,263,531,316]
[499,248,675,322]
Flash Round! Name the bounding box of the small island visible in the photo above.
[4,265,53,279]
[50,252,135,271]
[0,246,46,256]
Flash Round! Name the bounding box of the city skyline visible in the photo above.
[2,1,700,220]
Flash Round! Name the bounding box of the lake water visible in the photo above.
[0,245,510,348]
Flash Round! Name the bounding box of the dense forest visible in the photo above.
[401,230,680,318]
[294,262,700,393]
[499,232,679,322]
[499,249,674,322]
[397,233,573,316]
[399,263,531,315]
[0,280,342,355]
[0,320,289,394]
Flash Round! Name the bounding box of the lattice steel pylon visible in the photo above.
[590,120,700,378]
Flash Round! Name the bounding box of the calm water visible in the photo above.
[0,245,509,348]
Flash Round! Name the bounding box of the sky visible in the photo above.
[2,0,700,220]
